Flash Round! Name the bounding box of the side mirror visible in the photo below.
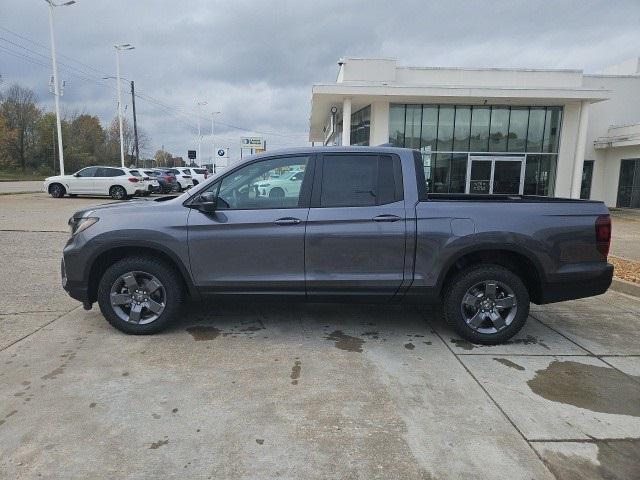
[196,191,217,213]
[73,173,80,177]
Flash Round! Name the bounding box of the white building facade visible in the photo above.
[309,58,640,207]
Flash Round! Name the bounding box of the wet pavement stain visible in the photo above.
[450,335,549,351]
[542,438,640,480]
[290,359,302,385]
[324,330,364,353]
[256,439,264,445]
[149,439,169,449]
[493,358,525,371]
[404,343,415,350]
[450,338,475,350]
[89,402,96,408]
[361,331,379,339]
[41,365,65,380]
[240,325,264,332]
[186,326,221,341]
[527,360,640,417]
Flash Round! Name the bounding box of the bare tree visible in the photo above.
[0,84,40,169]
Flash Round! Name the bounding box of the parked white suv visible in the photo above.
[44,166,146,200]
[253,169,305,198]
[180,167,209,186]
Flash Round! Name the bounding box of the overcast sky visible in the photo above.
[1,0,639,161]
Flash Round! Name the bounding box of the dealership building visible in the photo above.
[309,57,640,207]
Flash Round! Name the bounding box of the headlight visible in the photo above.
[68,217,99,236]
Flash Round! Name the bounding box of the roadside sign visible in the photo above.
[240,137,265,149]
[187,150,196,160]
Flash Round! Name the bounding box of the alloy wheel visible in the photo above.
[109,271,166,324]
[460,280,517,334]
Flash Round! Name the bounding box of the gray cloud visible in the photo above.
[1,0,639,160]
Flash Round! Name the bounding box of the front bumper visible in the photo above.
[537,263,614,304]
[61,257,91,308]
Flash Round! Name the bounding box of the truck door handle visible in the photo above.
[373,214,401,223]
[274,217,301,226]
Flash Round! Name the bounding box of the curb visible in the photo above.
[610,277,640,297]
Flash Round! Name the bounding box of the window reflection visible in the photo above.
[470,107,490,152]
[437,106,454,152]
[453,106,471,151]
[489,107,509,152]
[527,108,546,152]
[507,108,528,152]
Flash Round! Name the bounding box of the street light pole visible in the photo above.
[130,80,139,167]
[195,100,208,167]
[44,0,75,176]
[114,43,134,167]
[210,111,220,172]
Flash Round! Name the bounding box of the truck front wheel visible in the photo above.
[97,256,183,334]
[443,264,529,345]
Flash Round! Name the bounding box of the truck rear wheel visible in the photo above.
[443,264,529,345]
[97,256,183,334]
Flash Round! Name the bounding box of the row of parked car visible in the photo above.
[44,166,209,200]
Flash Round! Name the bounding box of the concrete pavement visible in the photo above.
[0,181,43,194]
[0,193,639,479]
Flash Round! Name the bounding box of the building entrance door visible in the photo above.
[466,156,525,195]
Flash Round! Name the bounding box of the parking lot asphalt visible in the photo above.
[1,193,639,479]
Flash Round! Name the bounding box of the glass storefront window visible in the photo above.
[469,107,490,152]
[523,154,557,196]
[420,106,438,153]
[527,108,545,152]
[507,107,528,152]
[437,106,454,152]
[453,106,471,151]
[450,153,468,193]
[543,107,562,153]
[388,103,562,196]
[350,105,371,146]
[432,153,452,193]
[489,107,509,152]
[389,104,405,146]
[404,105,422,149]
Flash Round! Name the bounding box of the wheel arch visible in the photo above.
[86,243,199,304]
[437,246,545,304]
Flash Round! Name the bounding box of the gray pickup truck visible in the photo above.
[61,146,613,344]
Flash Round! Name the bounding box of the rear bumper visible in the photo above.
[537,263,614,304]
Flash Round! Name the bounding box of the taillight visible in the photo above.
[595,214,611,257]
[128,177,139,183]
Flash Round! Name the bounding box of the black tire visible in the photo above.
[69,194,78,197]
[49,183,65,198]
[97,256,184,334]
[192,180,199,186]
[269,187,285,199]
[443,264,529,345]
[110,185,128,200]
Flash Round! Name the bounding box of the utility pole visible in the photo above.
[44,0,75,176]
[130,80,140,167]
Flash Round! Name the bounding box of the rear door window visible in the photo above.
[319,154,402,208]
